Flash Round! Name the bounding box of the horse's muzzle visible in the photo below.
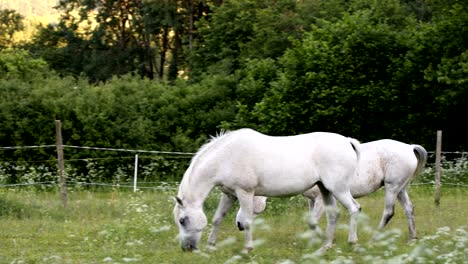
[181,241,198,252]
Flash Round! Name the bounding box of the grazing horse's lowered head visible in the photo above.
[173,197,208,251]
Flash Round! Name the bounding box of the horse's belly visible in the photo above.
[350,166,384,198]
[254,169,318,197]
[351,182,382,198]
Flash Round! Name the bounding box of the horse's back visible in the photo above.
[229,129,358,171]
[363,139,420,167]
[232,129,355,154]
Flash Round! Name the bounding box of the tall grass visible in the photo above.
[0,185,466,263]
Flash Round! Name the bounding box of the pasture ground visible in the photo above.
[0,185,466,263]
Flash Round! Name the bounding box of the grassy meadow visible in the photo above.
[0,185,466,263]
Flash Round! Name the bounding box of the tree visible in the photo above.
[27,0,225,82]
[408,1,468,150]
[0,9,24,49]
[190,0,305,79]
[142,0,182,81]
[0,49,49,79]
[28,0,153,82]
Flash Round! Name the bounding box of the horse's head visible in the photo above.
[173,196,207,252]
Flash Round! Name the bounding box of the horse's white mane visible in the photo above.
[210,129,230,140]
[200,129,231,156]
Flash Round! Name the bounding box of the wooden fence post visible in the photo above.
[434,130,442,206]
[55,120,67,207]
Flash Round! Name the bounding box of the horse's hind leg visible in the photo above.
[235,189,255,253]
[397,188,417,240]
[331,190,361,244]
[378,185,399,231]
[305,189,325,236]
[316,183,340,251]
[208,193,236,246]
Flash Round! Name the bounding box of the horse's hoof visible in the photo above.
[242,247,253,254]
[206,237,216,246]
[316,244,332,254]
[207,240,216,246]
[207,245,217,251]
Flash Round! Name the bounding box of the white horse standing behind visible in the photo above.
[229,139,427,243]
[173,128,361,252]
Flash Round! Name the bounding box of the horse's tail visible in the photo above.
[412,144,428,177]
[348,137,361,162]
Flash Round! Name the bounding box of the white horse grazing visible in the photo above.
[173,128,361,252]
[230,139,427,243]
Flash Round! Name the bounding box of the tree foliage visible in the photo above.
[25,0,225,82]
[0,49,49,79]
[0,9,24,48]
[222,0,468,149]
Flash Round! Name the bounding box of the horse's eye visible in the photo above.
[179,217,187,226]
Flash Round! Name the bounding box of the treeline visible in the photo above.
[0,0,467,181]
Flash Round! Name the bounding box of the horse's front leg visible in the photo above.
[235,189,255,253]
[237,196,268,231]
[397,188,417,240]
[207,193,236,246]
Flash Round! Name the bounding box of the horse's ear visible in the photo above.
[173,196,184,207]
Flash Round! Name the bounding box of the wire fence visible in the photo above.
[0,143,192,192]
[1,143,468,190]
[0,180,179,190]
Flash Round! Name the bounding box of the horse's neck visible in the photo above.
[179,134,226,205]
[179,171,214,206]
